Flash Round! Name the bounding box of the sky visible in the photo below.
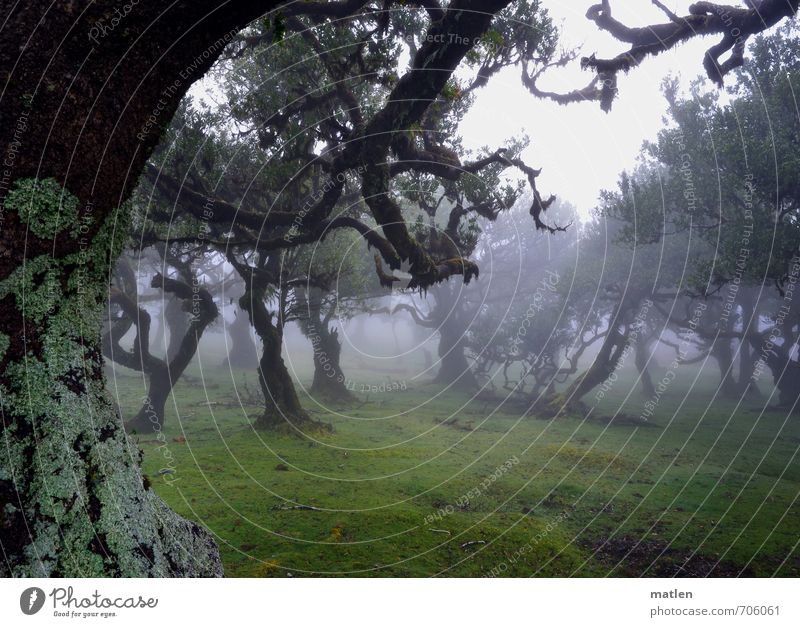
[460,2,716,218]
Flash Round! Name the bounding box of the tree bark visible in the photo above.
[0,0,286,576]
[0,191,222,576]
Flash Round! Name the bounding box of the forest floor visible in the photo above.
[111,363,800,577]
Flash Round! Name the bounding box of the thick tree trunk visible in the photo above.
[0,1,287,575]
[223,307,259,369]
[0,192,221,576]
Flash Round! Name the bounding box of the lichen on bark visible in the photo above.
[0,178,222,577]
[3,177,81,240]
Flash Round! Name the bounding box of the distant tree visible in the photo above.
[284,231,371,404]
[141,6,560,418]
[103,253,219,431]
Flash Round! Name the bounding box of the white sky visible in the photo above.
[460,2,716,217]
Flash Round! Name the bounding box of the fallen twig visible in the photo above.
[273,504,322,512]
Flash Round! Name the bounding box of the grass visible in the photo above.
[110,358,800,577]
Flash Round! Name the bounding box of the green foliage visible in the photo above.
[601,24,800,291]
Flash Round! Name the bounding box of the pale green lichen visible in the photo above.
[4,177,81,239]
[0,332,8,361]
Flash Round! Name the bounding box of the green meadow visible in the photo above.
[111,359,800,577]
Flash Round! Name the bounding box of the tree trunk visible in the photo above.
[0,0,286,576]
[0,191,221,576]
[295,287,355,402]
[558,341,624,405]
[239,290,312,430]
[164,296,190,362]
[737,291,762,398]
[433,319,478,389]
[737,336,762,398]
[635,338,656,398]
[151,304,166,356]
[308,321,355,402]
[711,338,740,399]
[431,285,477,389]
[748,328,800,411]
[223,307,259,369]
[104,274,218,434]
[775,363,800,409]
[543,314,630,415]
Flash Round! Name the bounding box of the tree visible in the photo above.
[285,231,370,404]
[141,4,559,413]
[463,198,577,397]
[602,25,800,409]
[103,254,219,432]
